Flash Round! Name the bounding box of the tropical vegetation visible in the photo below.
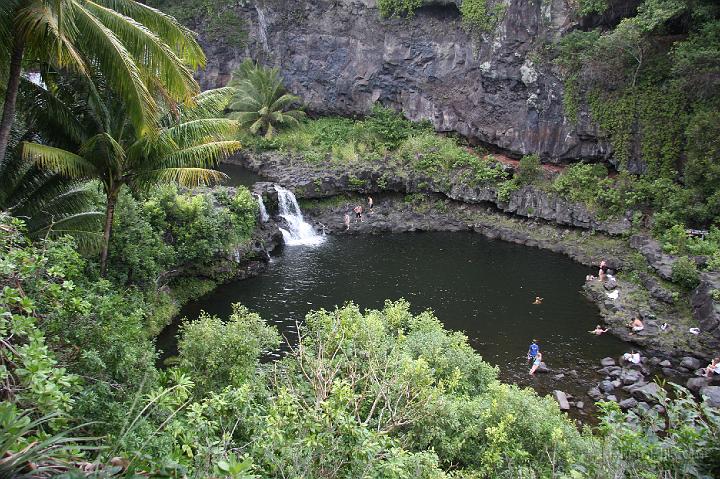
[226,60,306,139]
[2,0,720,477]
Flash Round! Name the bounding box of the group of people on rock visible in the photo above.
[343,196,373,231]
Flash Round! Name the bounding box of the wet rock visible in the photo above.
[603,279,618,290]
[680,357,702,370]
[619,398,638,410]
[536,362,550,373]
[687,377,710,394]
[700,386,720,407]
[588,387,602,401]
[621,370,644,385]
[631,383,660,402]
[554,390,571,411]
[599,380,615,393]
[600,357,616,367]
[691,272,720,340]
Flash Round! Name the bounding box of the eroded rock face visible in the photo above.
[195,0,615,162]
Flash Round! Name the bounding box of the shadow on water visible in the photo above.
[217,162,265,187]
[157,232,627,406]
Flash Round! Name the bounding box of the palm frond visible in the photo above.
[72,2,157,134]
[19,77,86,148]
[23,142,97,179]
[82,0,198,104]
[161,119,239,149]
[155,140,242,170]
[94,0,205,68]
[139,167,228,187]
[17,2,88,76]
[178,87,237,121]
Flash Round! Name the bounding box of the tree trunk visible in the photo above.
[0,35,26,165]
[99,188,119,277]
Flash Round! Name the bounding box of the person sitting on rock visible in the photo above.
[532,296,543,305]
[622,350,641,365]
[590,325,609,335]
[705,357,720,378]
[529,352,543,375]
[628,316,644,335]
[598,260,609,281]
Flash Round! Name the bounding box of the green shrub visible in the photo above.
[516,154,541,186]
[377,0,423,18]
[671,256,701,290]
[460,0,507,33]
[177,304,280,393]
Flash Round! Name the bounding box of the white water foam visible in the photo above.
[256,194,270,222]
[274,185,325,246]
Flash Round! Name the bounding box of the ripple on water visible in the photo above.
[157,232,627,400]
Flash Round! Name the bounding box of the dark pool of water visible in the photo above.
[157,232,626,395]
[217,163,265,187]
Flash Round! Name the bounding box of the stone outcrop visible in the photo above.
[232,152,633,235]
[193,0,625,162]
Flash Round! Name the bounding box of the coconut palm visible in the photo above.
[227,61,306,139]
[23,82,240,275]
[0,0,206,164]
[0,77,104,248]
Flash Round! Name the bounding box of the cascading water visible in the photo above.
[274,185,325,246]
[256,194,270,223]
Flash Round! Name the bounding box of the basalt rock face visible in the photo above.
[196,0,618,162]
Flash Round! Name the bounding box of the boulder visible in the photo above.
[575,401,584,409]
[687,377,710,394]
[603,279,618,290]
[553,390,571,411]
[588,387,602,401]
[536,362,550,373]
[621,369,644,386]
[600,357,616,367]
[606,394,618,402]
[659,360,672,368]
[619,398,638,410]
[599,380,615,393]
[680,357,702,370]
[631,383,661,402]
[700,386,720,407]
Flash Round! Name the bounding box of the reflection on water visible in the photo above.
[217,162,264,187]
[158,232,626,387]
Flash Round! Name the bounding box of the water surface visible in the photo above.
[158,232,625,392]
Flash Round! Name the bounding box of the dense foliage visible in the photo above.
[556,0,720,230]
[4,217,720,477]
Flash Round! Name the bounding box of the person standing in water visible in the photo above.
[529,352,543,375]
[598,260,609,281]
[354,205,363,223]
[343,212,350,231]
[532,296,543,305]
[527,339,540,365]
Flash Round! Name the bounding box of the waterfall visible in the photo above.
[274,185,325,246]
[256,194,269,223]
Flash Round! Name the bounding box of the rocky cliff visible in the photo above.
[195,0,638,163]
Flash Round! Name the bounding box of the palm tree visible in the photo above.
[0,0,206,164]
[0,77,104,248]
[227,61,306,139]
[23,83,241,275]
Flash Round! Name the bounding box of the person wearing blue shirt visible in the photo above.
[527,339,539,364]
